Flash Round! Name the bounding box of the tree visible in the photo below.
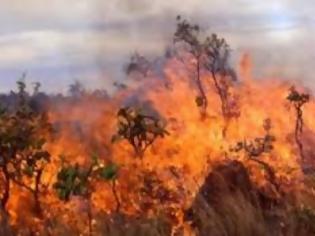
[287,86,310,161]
[174,16,238,129]
[203,33,238,132]
[68,80,85,98]
[0,80,52,215]
[174,16,208,116]
[32,82,41,95]
[112,107,169,157]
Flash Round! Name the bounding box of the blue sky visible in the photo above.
[0,0,314,93]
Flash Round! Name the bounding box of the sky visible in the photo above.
[0,0,314,93]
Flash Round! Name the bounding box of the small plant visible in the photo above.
[137,169,181,226]
[54,163,90,201]
[230,119,278,189]
[54,155,120,209]
[287,86,310,160]
[54,154,120,235]
[112,107,169,157]
[98,162,120,212]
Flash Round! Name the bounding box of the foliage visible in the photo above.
[54,163,90,201]
[112,107,169,157]
[99,163,119,180]
[54,155,120,208]
[53,155,120,236]
[0,80,52,214]
[174,16,207,114]
[125,53,151,79]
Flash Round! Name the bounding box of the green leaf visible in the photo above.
[24,165,34,177]
[59,189,69,201]
[99,164,119,180]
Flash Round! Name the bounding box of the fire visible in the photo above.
[3,52,315,235]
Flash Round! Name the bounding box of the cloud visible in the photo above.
[0,0,314,92]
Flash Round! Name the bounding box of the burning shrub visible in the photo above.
[54,154,120,207]
[112,107,169,157]
[54,154,120,235]
[230,119,280,195]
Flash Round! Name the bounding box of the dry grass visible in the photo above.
[5,164,315,236]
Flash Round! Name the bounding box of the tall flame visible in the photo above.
[5,53,315,235]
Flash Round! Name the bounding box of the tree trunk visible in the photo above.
[112,180,121,213]
[1,166,10,210]
[196,58,207,117]
[33,170,43,217]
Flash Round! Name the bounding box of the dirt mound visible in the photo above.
[184,160,287,236]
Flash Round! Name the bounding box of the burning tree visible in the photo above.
[174,15,238,123]
[287,86,310,161]
[0,80,52,215]
[112,107,169,157]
